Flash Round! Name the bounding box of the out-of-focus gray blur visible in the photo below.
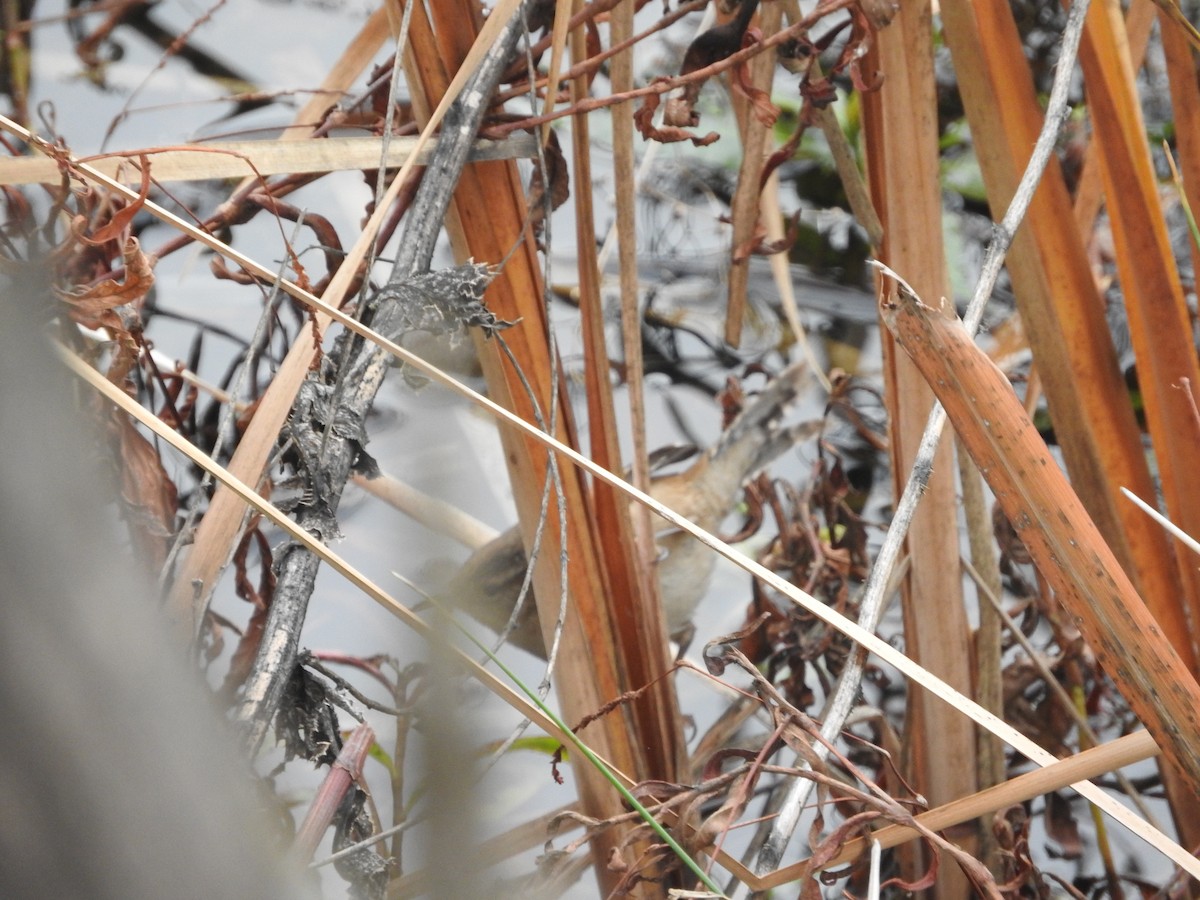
[0,277,318,900]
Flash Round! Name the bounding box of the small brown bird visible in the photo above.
[443,362,815,658]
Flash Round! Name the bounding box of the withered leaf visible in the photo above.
[634,85,720,146]
[114,414,178,573]
[82,154,152,247]
[1043,790,1084,860]
[731,32,780,126]
[60,236,155,321]
[527,129,570,225]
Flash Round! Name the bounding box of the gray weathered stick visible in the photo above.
[235,4,530,754]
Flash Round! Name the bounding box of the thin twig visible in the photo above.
[159,222,301,589]
[298,651,408,718]
[1122,487,1200,557]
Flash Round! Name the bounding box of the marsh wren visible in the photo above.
[443,362,815,658]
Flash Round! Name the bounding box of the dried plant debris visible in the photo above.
[6,0,1197,894]
[371,261,506,342]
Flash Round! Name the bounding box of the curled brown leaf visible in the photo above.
[58,236,154,324]
[113,413,179,573]
[78,155,152,248]
[731,29,780,127]
[633,85,720,146]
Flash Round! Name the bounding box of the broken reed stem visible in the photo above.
[609,0,659,581]
[956,437,1005,875]
[754,0,1092,874]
